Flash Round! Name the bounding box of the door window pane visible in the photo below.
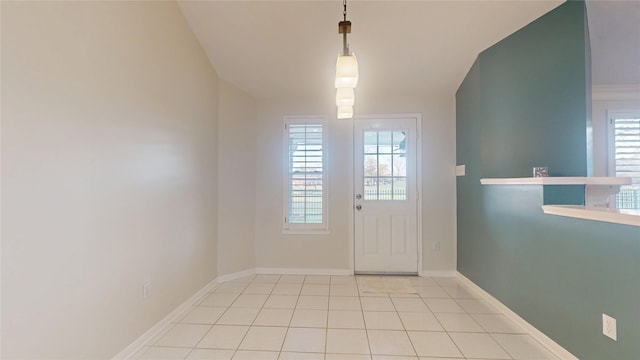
[363,130,408,201]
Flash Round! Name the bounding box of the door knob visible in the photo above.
[356,194,362,199]
[355,205,362,210]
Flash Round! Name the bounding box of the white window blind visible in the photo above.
[284,117,328,231]
[611,117,640,209]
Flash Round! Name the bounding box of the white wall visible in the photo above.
[592,85,640,175]
[218,80,258,276]
[1,2,219,358]
[254,94,457,273]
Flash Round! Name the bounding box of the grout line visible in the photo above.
[229,276,276,359]
[141,274,553,360]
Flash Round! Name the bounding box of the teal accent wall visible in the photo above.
[456,2,640,359]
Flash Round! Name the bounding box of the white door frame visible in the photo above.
[348,113,423,275]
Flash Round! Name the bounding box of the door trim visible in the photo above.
[348,113,423,275]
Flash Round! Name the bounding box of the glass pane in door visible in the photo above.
[363,130,408,201]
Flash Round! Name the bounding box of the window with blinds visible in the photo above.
[284,117,328,231]
[611,116,640,209]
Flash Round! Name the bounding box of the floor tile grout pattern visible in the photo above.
[133,274,559,360]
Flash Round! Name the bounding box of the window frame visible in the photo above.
[282,116,329,234]
[607,110,640,176]
[607,110,640,209]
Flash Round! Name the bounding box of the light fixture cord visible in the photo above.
[343,0,349,55]
[343,0,347,21]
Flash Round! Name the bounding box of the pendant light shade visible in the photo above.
[335,54,359,88]
[336,87,355,107]
[337,106,354,119]
[334,0,358,119]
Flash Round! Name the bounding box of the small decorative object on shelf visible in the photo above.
[533,167,549,177]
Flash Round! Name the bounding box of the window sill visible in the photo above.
[281,229,331,235]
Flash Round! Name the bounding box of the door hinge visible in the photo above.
[284,216,288,223]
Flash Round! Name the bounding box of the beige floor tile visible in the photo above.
[329,296,362,310]
[231,294,269,308]
[290,309,328,327]
[296,295,329,310]
[196,325,249,349]
[372,356,417,360]
[217,308,260,325]
[398,312,444,331]
[243,283,276,294]
[272,283,303,295]
[282,327,326,353]
[253,308,294,327]
[301,284,330,295]
[278,352,324,360]
[434,313,484,332]
[423,298,465,313]
[363,311,404,330]
[328,310,365,329]
[407,331,463,358]
[330,275,358,285]
[278,275,306,284]
[361,297,395,311]
[264,295,299,309]
[238,326,288,351]
[304,275,331,284]
[330,285,359,296]
[367,330,416,356]
[186,349,234,360]
[325,355,372,360]
[326,329,370,354]
[449,332,510,359]
[233,350,280,360]
[391,298,430,312]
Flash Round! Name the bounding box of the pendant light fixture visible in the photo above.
[335,0,358,119]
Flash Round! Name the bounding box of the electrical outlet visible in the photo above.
[602,313,617,341]
[433,241,441,252]
[143,281,152,300]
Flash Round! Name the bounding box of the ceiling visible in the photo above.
[586,0,640,86]
[178,1,638,102]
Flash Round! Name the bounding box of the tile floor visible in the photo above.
[133,275,559,360]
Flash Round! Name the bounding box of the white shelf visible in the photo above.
[480,177,631,186]
[542,205,640,227]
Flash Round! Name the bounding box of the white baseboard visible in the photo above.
[456,272,578,360]
[216,268,256,283]
[112,277,218,360]
[421,270,457,277]
[255,267,352,276]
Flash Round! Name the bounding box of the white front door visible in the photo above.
[354,116,419,274]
